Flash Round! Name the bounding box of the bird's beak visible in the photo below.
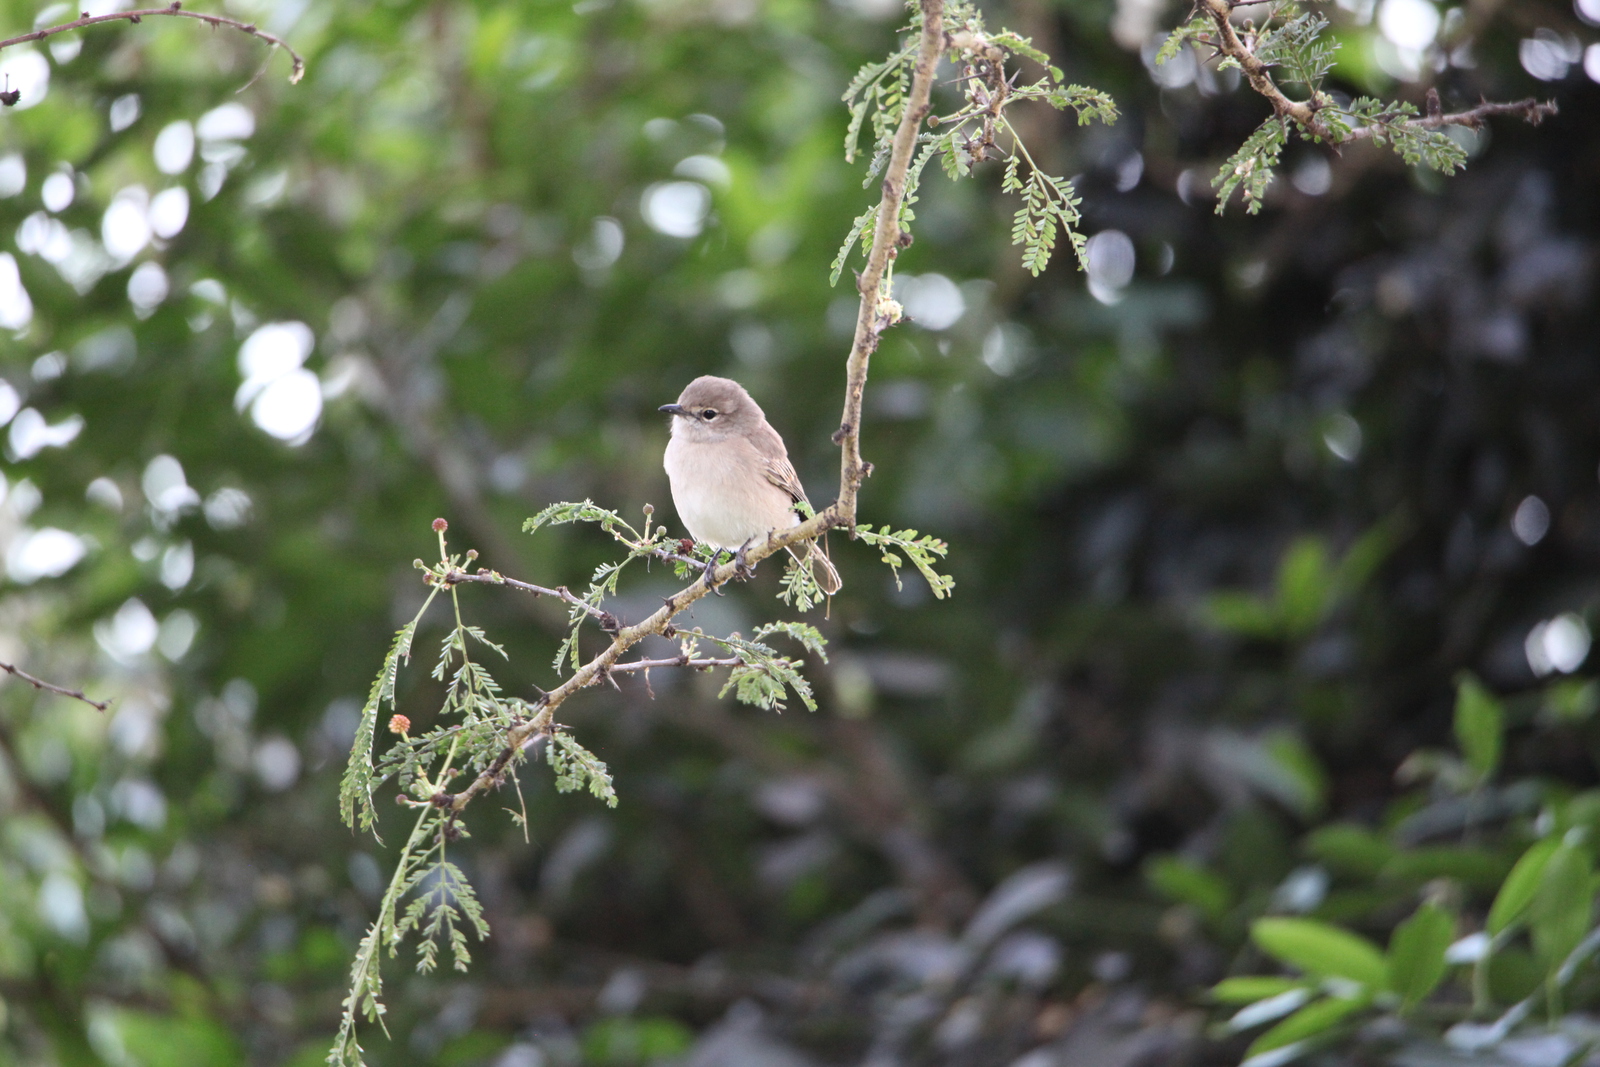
[658,404,689,417]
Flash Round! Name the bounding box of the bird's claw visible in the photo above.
[702,551,726,596]
[732,543,755,581]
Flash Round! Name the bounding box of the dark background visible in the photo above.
[0,0,1597,1063]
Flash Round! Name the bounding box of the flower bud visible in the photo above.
[432,518,448,532]
[388,714,411,736]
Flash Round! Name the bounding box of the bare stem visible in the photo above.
[835,0,947,522]
[0,661,109,712]
[0,3,305,85]
[608,656,740,674]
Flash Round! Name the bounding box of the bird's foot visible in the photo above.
[702,549,726,596]
[732,541,756,581]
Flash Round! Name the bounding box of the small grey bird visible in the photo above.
[661,375,842,595]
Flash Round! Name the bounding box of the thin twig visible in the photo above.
[1342,96,1558,141]
[0,3,305,85]
[607,656,740,674]
[0,661,110,712]
[441,568,614,625]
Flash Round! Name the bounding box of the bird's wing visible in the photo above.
[763,453,809,507]
[746,421,810,508]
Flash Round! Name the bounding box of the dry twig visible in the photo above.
[0,660,109,712]
[0,3,305,87]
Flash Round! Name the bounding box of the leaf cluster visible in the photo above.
[856,525,955,599]
[833,5,1115,282]
[1154,2,1477,214]
[1151,674,1600,1066]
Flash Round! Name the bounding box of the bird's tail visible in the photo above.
[785,536,842,596]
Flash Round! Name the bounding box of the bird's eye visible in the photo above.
[701,409,717,420]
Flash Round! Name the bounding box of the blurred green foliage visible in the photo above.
[0,0,1597,1064]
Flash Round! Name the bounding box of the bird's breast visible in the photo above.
[664,436,796,549]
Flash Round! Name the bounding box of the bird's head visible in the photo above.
[660,375,763,442]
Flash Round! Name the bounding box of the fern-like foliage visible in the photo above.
[1154,15,1211,67]
[1255,8,1336,89]
[1212,117,1287,215]
[842,37,917,167]
[339,589,438,835]
[1166,1,1487,216]
[1331,97,1469,173]
[835,3,1114,281]
[855,525,955,599]
[547,730,618,807]
[680,622,828,712]
[1001,150,1088,276]
[831,205,878,287]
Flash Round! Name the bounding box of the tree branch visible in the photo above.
[0,3,305,86]
[1342,95,1558,142]
[440,0,950,820]
[1195,0,1553,145]
[0,661,109,712]
[835,0,947,522]
[607,655,740,674]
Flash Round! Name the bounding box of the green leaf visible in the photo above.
[110,1010,243,1067]
[1276,536,1330,637]
[830,205,877,287]
[1543,678,1600,723]
[1246,994,1365,1057]
[1453,674,1503,783]
[1153,17,1209,67]
[1251,918,1388,988]
[987,30,1055,73]
[547,732,619,807]
[1146,855,1232,920]
[1213,117,1287,215]
[1264,731,1327,819]
[1212,976,1309,1005]
[1203,591,1280,639]
[1386,903,1454,1010]
[1530,841,1593,968]
[1304,824,1394,878]
[1487,837,1562,935]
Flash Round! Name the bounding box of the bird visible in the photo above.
[660,375,842,595]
